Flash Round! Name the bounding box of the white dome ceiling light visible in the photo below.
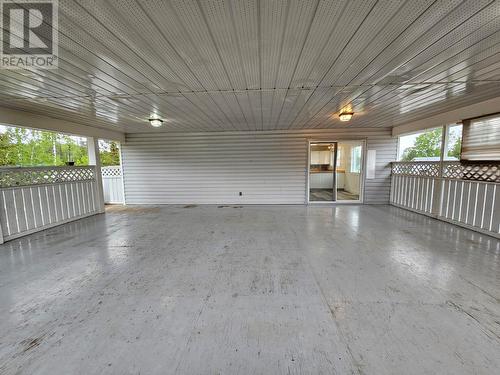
[339,110,354,122]
[149,118,164,127]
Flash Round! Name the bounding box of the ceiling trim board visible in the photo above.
[392,96,500,136]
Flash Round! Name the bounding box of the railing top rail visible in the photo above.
[391,161,442,164]
[391,160,481,164]
[0,165,96,171]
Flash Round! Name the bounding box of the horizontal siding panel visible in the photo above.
[122,129,396,204]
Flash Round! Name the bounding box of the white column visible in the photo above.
[87,137,105,213]
[0,216,4,244]
[431,126,447,216]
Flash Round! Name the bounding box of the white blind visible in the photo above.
[461,115,500,161]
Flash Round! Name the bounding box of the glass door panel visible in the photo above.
[336,141,362,201]
[309,142,336,201]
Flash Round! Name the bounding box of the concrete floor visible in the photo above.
[1,205,499,375]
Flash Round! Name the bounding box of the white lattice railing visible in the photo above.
[391,161,499,182]
[390,161,500,238]
[391,161,441,177]
[0,166,96,188]
[101,166,123,204]
[0,166,102,243]
[101,165,122,177]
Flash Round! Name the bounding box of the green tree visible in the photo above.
[99,141,120,166]
[0,126,89,166]
[401,128,463,161]
[0,131,18,165]
[448,137,462,160]
[401,128,442,161]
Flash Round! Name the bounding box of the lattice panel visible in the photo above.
[0,166,96,188]
[101,166,122,177]
[392,162,499,182]
[391,162,440,177]
[443,162,499,182]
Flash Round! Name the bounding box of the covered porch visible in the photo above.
[1,0,500,373]
[1,204,499,374]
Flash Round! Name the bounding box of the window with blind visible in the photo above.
[461,115,500,161]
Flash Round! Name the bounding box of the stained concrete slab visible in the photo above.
[0,205,499,374]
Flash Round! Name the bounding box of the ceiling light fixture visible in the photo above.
[339,111,354,122]
[149,118,164,127]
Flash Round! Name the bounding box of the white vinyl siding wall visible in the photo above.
[121,129,397,205]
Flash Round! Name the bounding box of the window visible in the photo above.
[397,127,443,161]
[351,146,362,173]
[396,119,499,163]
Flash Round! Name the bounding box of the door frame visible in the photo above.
[306,139,366,204]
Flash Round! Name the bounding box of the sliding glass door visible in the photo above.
[308,141,363,203]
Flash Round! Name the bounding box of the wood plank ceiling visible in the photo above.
[1,0,500,133]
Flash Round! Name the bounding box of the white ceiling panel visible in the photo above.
[0,0,500,134]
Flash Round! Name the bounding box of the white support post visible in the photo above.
[118,142,126,205]
[0,184,3,244]
[431,126,447,216]
[0,215,4,244]
[87,137,105,213]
